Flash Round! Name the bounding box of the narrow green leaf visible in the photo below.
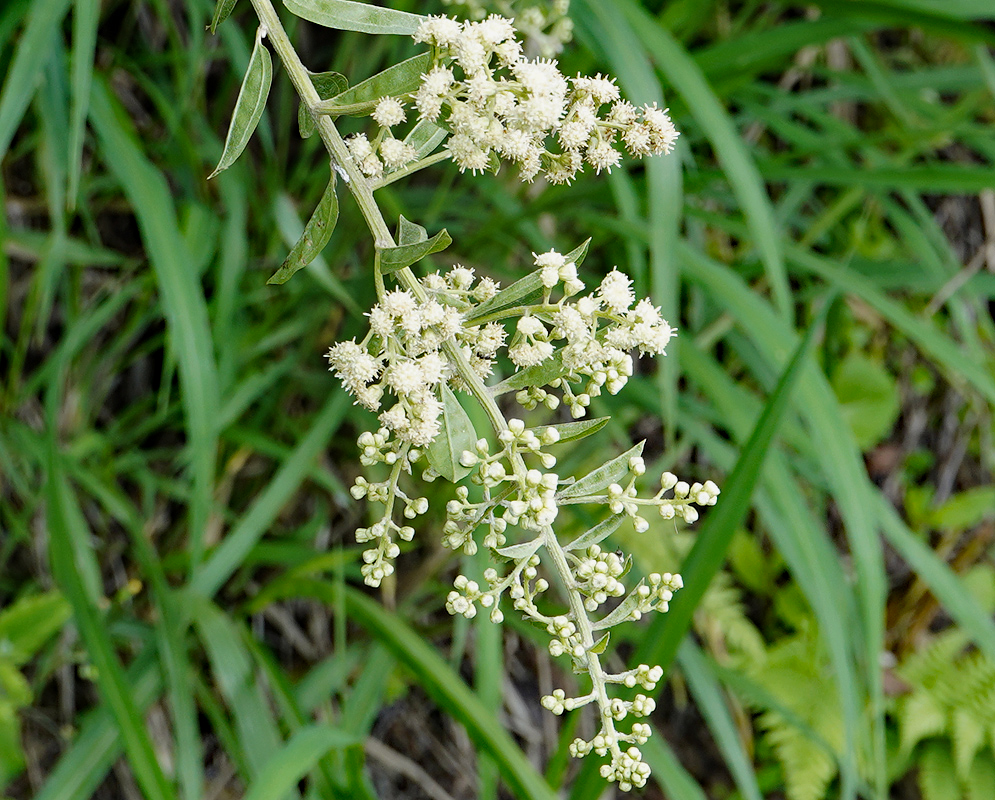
[46,460,175,800]
[641,734,708,800]
[541,417,610,445]
[210,0,239,33]
[378,221,451,274]
[268,176,339,284]
[298,70,348,138]
[242,725,359,800]
[0,0,72,160]
[679,641,763,800]
[283,0,423,35]
[426,384,477,482]
[265,580,560,800]
[316,53,432,114]
[468,240,589,324]
[192,392,349,597]
[33,655,163,800]
[489,350,565,397]
[563,513,626,551]
[557,442,645,500]
[592,587,644,631]
[88,78,220,574]
[494,538,542,560]
[632,295,828,676]
[467,269,545,323]
[878,499,995,663]
[397,214,426,245]
[210,28,272,179]
[0,592,70,666]
[563,238,593,268]
[67,0,98,210]
[272,193,362,314]
[405,119,447,159]
[761,163,995,192]
[589,632,610,655]
[607,0,792,320]
[192,598,286,785]
[788,244,995,405]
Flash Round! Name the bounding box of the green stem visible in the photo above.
[371,150,452,190]
[248,0,622,759]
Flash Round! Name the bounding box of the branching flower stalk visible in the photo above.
[229,0,716,789]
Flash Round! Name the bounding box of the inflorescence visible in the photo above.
[343,13,679,183]
[327,246,718,788]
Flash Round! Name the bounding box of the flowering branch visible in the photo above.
[220,2,716,790]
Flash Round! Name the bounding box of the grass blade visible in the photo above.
[191,392,349,597]
[45,458,175,800]
[635,294,828,674]
[67,0,99,209]
[261,578,560,800]
[607,0,792,320]
[88,77,220,573]
[678,640,762,800]
[242,725,360,800]
[0,0,72,159]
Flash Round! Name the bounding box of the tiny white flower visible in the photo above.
[372,96,406,128]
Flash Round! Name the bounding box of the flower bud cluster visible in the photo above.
[324,240,710,788]
[349,444,428,586]
[405,14,678,182]
[657,473,721,524]
[345,130,418,179]
[573,544,627,612]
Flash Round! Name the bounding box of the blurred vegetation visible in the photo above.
[2,0,995,798]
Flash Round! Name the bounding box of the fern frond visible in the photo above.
[918,741,962,800]
[952,708,987,780]
[898,690,947,755]
[760,710,837,800]
[699,571,766,662]
[899,630,968,690]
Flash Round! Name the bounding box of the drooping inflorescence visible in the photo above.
[327,245,718,787]
[219,0,713,785]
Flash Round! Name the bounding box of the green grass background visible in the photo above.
[2,0,995,797]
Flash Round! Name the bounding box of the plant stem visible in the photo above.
[247,0,620,753]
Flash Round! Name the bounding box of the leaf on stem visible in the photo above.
[563,513,626,552]
[494,539,542,560]
[405,119,447,159]
[210,0,238,33]
[316,53,432,115]
[557,442,645,500]
[426,385,477,482]
[298,70,348,138]
[467,268,545,323]
[488,350,565,397]
[589,632,611,655]
[283,0,423,35]
[540,416,609,445]
[210,28,272,179]
[268,175,339,285]
[467,239,590,323]
[377,215,451,274]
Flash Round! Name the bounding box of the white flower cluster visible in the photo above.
[503,250,677,418]
[411,14,678,182]
[441,0,573,58]
[345,129,419,179]
[326,268,499,446]
[324,236,712,785]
